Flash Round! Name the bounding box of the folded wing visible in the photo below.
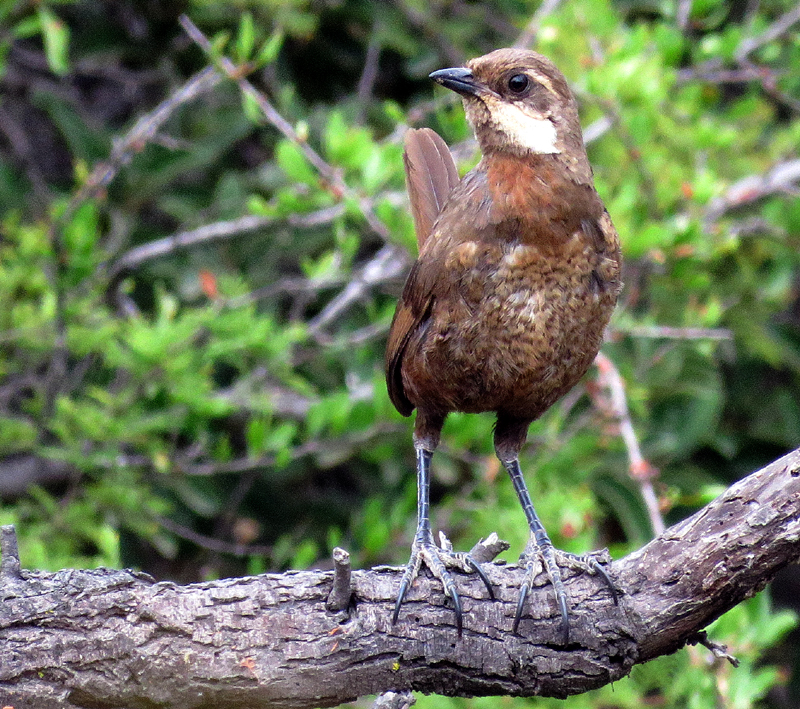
[386,128,461,415]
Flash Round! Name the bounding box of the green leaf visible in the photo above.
[209,30,230,58]
[255,29,284,66]
[275,139,317,185]
[38,8,70,75]
[11,16,42,39]
[235,12,255,62]
[241,91,263,124]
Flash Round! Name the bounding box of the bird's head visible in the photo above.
[430,48,586,164]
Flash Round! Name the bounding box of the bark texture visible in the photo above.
[1,448,799,709]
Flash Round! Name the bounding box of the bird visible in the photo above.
[385,48,622,641]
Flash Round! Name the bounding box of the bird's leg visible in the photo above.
[503,456,567,639]
[495,417,617,643]
[501,457,618,642]
[393,413,494,636]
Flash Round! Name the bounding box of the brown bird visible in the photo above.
[386,48,622,641]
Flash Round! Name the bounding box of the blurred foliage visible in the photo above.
[1,0,799,706]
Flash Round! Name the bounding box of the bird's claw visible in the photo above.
[513,545,617,643]
[393,530,494,636]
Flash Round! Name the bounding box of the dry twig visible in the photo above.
[704,159,800,228]
[735,4,800,61]
[594,352,665,536]
[612,325,733,341]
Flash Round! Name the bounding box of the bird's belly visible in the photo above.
[410,244,613,418]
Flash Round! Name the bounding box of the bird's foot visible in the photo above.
[393,529,494,636]
[514,538,618,643]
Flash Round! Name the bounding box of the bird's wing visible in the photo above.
[403,128,460,250]
[386,166,492,417]
[385,260,432,416]
[386,128,459,415]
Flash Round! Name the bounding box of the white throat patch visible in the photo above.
[489,101,559,154]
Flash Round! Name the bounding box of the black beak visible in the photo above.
[429,67,480,97]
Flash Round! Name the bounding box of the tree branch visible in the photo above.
[2,448,799,708]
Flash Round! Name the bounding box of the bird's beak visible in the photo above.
[429,67,482,98]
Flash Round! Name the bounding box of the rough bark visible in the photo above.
[1,448,799,709]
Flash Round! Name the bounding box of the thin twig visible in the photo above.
[741,58,800,115]
[613,325,734,341]
[688,630,740,667]
[179,422,403,477]
[325,547,353,612]
[735,4,800,61]
[594,352,665,536]
[582,115,615,146]
[676,0,693,31]
[228,275,348,308]
[108,205,345,280]
[677,64,775,84]
[703,159,800,228]
[0,525,22,580]
[311,320,390,347]
[680,62,800,116]
[356,30,382,123]
[728,216,787,239]
[109,215,273,279]
[307,244,408,336]
[78,67,222,215]
[156,515,273,557]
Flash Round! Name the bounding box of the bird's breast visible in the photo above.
[409,233,616,418]
[454,237,609,346]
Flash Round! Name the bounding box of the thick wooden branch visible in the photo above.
[1,448,799,708]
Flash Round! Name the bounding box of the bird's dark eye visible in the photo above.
[507,74,530,94]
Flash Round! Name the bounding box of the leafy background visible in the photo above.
[1,0,799,706]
